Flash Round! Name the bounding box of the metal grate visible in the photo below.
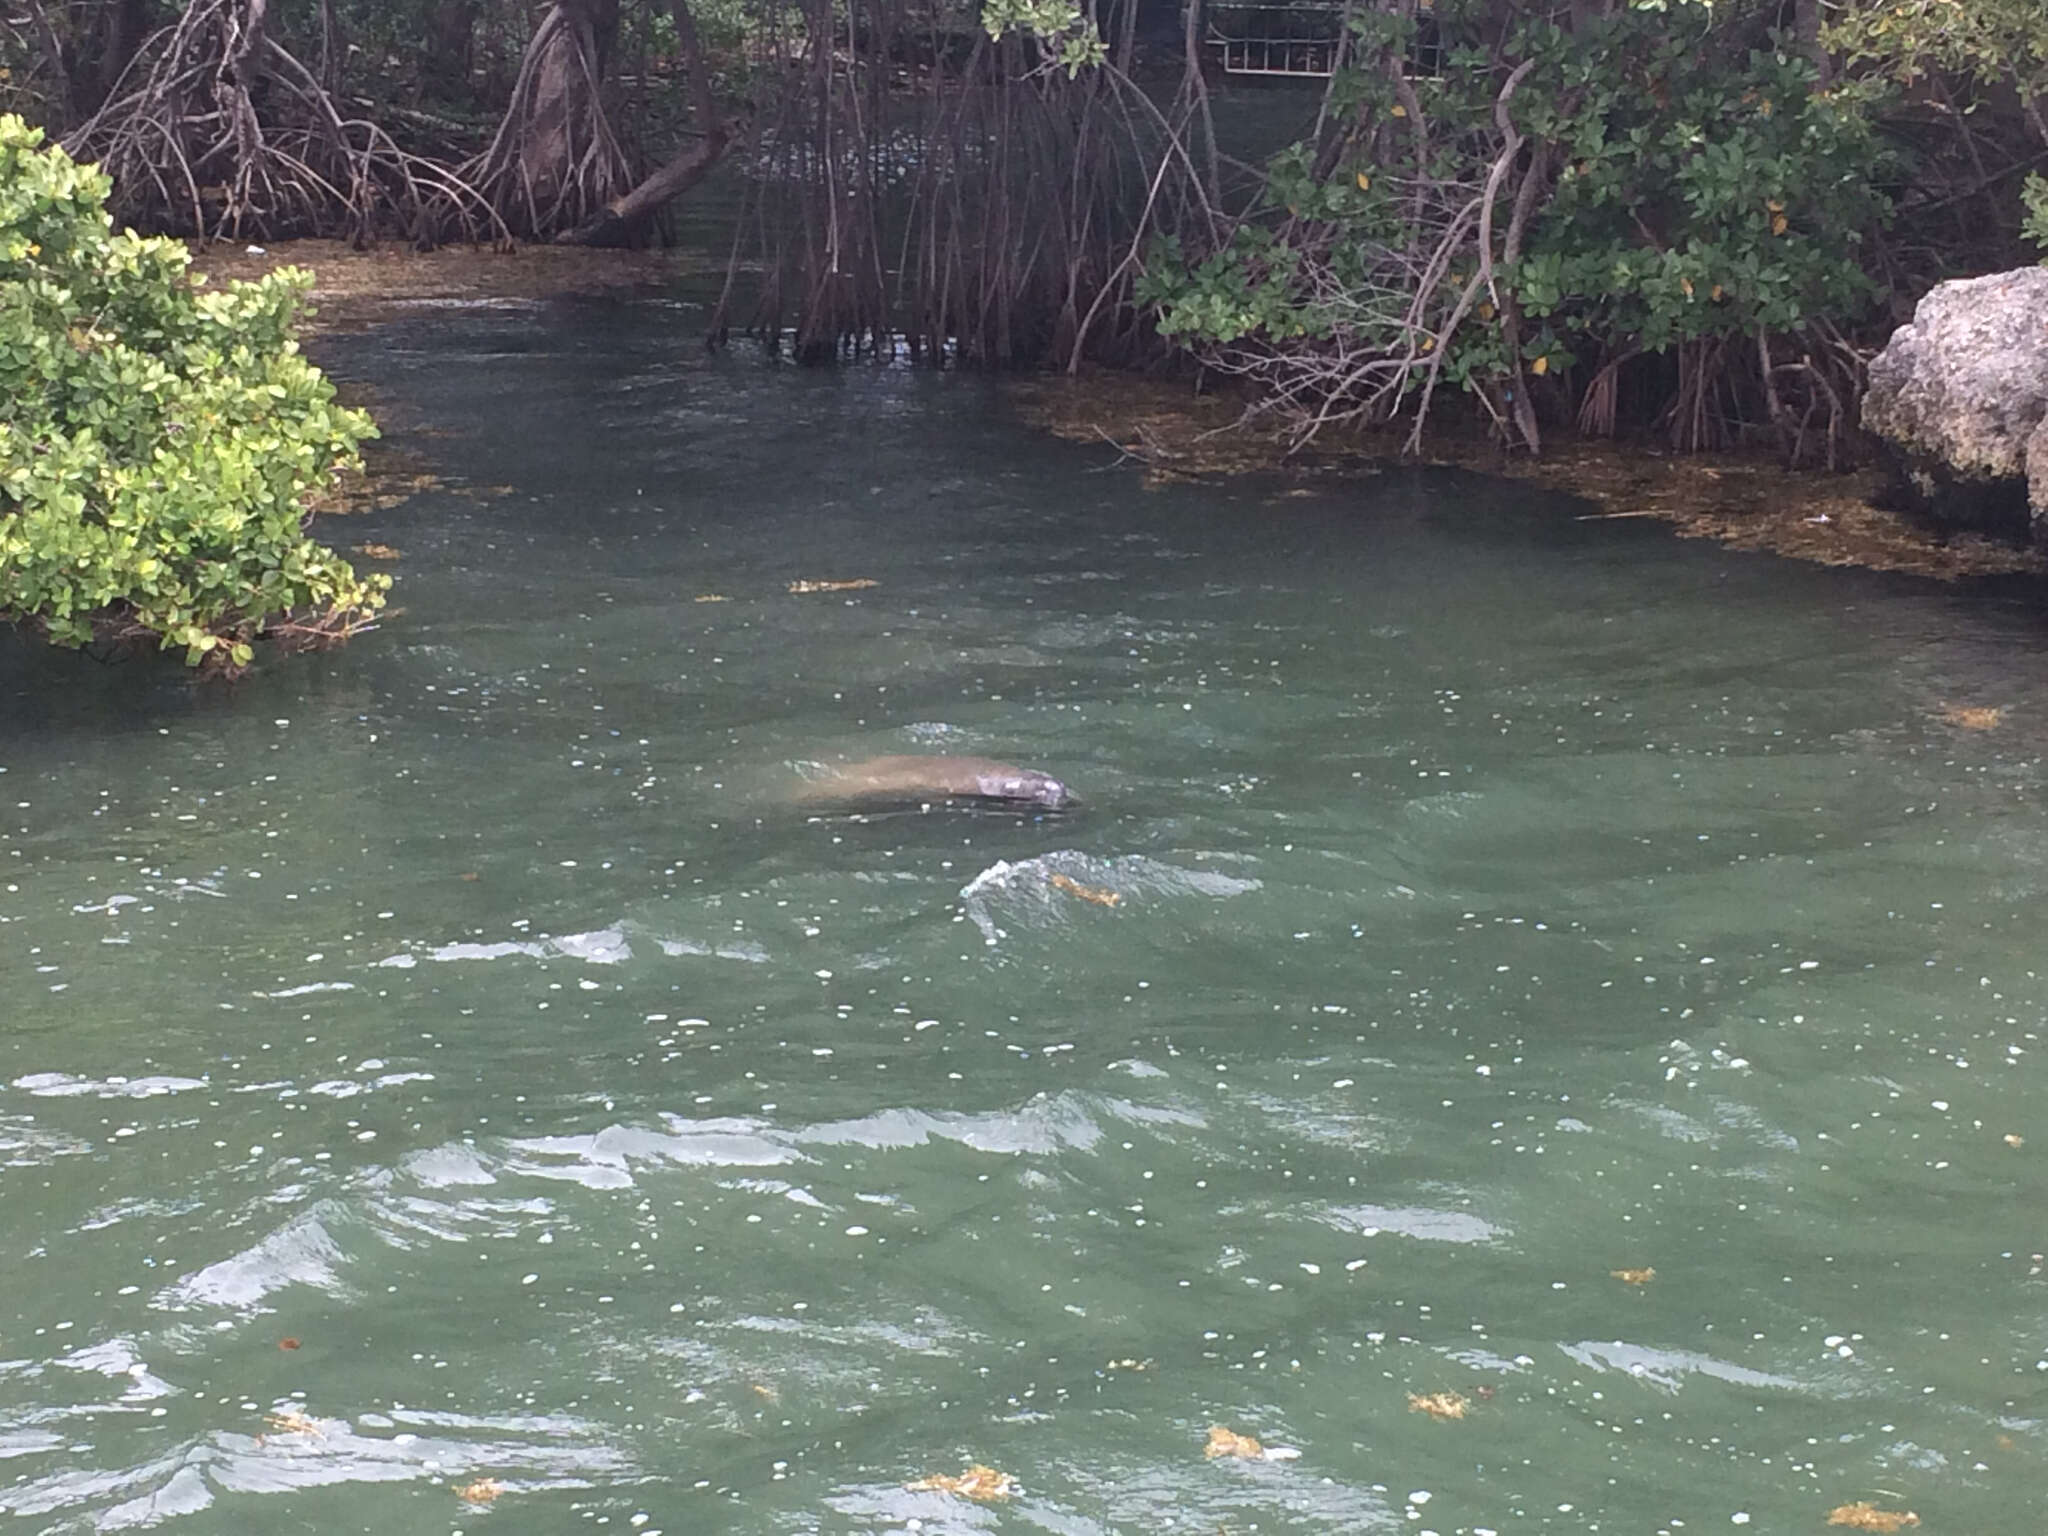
[1205,0,1347,78]
[1203,1,1440,81]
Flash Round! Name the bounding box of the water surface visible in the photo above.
[3,300,2046,1534]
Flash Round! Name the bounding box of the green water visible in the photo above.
[3,301,2046,1535]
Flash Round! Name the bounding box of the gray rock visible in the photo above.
[1861,266,2048,542]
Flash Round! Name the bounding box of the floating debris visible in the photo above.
[1940,703,2004,730]
[455,1478,505,1505]
[788,578,878,594]
[1203,1425,1299,1462]
[353,543,402,560]
[694,594,729,603]
[2005,1133,2025,1148]
[263,1408,322,1437]
[749,1382,779,1402]
[1611,1267,1656,1285]
[277,1337,301,1351]
[1205,1425,1264,1460]
[1827,1502,1919,1531]
[1407,1391,1470,1421]
[1049,872,1123,908]
[907,1464,1017,1501]
[1104,1357,1153,1372]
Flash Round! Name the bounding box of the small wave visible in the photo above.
[11,1073,208,1099]
[1558,1339,1806,1395]
[959,851,1260,946]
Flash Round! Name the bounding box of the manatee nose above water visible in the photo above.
[795,755,1075,810]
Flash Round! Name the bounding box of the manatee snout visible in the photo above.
[979,767,1074,809]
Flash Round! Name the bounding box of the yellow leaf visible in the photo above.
[1767,199,1785,213]
[1680,277,1695,298]
[1356,172,1371,191]
[1758,97,1773,117]
[353,543,401,560]
[455,1479,505,1505]
[1611,1267,1656,1285]
[1477,302,1496,321]
[1940,703,2002,730]
[1710,284,1724,301]
[1531,356,1549,376]
[1391,103,1407,117]
[1205,1425,1264,1460]
[907,1465,1016,1501]
[1407,1391,1470,1420]
[1420,336,1435,352]
[1826,1503,1919,1532]
[1772,213,1789,236]
[263,1409,322,1437]
[1049,872,1122,907]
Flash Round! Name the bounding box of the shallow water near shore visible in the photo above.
[4,298,2048,1534]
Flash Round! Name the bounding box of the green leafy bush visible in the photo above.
[0,115,385,672]
[1137,3,1895,455]
[2025,173,2048,260]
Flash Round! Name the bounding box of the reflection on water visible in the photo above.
[3,299,2046,1533]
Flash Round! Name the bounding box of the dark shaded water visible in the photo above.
[3,299,2046,1534]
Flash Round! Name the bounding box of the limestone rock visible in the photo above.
[1861,267,2048,541]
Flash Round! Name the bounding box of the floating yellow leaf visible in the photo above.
[1205,1425,1264,1460]
[456,1479,505,1505]
[1611,1267,1656,1285]
[263,1409,322,1437]
[354,543,401,560]
[694,593,729,603]
[1408,1391,1470,1420]
[1827,1503,1918,1531]
[749,1382,780,1401]
[788,578,879,594]
[1531,356,1550,376]
[907,1465,1017,1501]
[1940,703,2003,730]
[1355,172,1371,191]
[277,1337,301,1351]
[1049,872,1122,908]
[2004,1133,2024,1148]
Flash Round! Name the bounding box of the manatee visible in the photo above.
[796,755,1074,810]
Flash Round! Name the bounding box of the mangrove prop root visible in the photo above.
[64,0,503,243]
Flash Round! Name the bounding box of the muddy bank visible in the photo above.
[1009,372,2046,582]
[190,239,702,332]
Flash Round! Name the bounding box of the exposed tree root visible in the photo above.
[464,0,634,239]
[64,0,503,243]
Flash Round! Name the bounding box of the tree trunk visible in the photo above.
[422,0,477,101]
[468,0,632,235]
[555,0,738,245]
